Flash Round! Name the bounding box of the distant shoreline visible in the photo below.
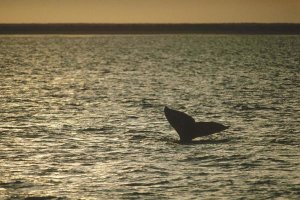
[0,23,300,35]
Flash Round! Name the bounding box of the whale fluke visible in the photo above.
[164,106,229,143]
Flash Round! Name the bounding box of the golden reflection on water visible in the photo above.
[0,35,299,199]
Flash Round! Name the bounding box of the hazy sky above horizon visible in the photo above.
[0,0,299,23]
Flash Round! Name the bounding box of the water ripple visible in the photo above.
[0,35,299,199]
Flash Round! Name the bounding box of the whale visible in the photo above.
[164,106,229,143]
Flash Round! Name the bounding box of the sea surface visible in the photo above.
[0,34,299,199]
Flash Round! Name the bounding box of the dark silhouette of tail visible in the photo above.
[164,106,229,143]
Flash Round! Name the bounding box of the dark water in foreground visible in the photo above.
[0,35,299,199]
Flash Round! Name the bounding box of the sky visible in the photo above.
[0,0,299,23]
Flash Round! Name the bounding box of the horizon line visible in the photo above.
[1,23,299,35]
[1,22,300,25]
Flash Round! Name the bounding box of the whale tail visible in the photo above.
[164,106,229,142]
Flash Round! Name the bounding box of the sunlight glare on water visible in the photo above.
[0,35,299,199]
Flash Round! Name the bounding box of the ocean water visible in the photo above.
[0,34,299,199]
